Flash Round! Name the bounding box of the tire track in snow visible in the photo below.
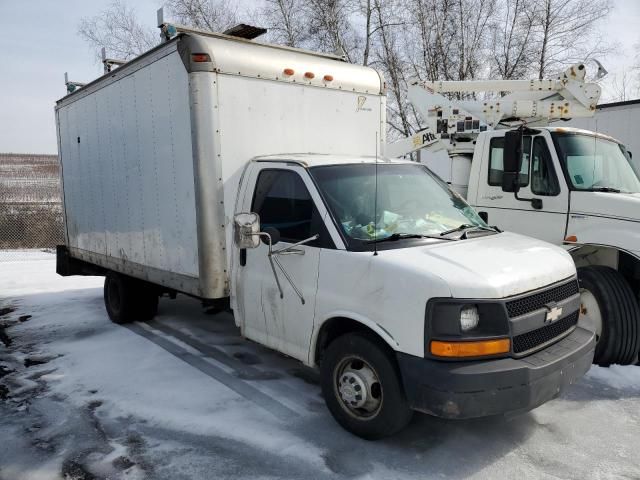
[125,322,299,421]
[147,318,322,415]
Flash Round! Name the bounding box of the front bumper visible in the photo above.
[397,326,595,419]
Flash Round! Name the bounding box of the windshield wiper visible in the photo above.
[366,233,454,244]
[589,186,621,193]
[439,224,499,237]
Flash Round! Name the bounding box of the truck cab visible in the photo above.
[231,154,595,438]
[465,127,640,366]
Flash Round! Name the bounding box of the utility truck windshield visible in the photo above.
[310,163,490,248]
[552,132,640,194]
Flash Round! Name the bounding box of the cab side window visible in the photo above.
[488,136,531,187]
[251,169,332,247]
[531,137,560,196]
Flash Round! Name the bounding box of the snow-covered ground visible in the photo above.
[1,253,639,480]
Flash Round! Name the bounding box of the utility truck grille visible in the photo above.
[506,280,579,318]
[513,311,579,354]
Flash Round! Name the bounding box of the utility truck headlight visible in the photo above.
[460,305,480,332]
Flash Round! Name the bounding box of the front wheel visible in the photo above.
[320,333,413,440]
[578,266,640,366]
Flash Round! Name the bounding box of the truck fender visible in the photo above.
[309,310,400,367]
[568,242,640,265]
[567,219,640,262]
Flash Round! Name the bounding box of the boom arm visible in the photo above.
[387,62,605,158]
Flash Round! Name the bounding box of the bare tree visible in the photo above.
[533,0,612,79]
[163,0,238,33]
[608,69,637,102]
[305,0,362,63]
[78,0,238,60]
[77,0,616,137]
[259,0,309,47]
[490,0,537,79]
[78,0,156,60]
[370,0,414,137]
[360,0,374,66]
[454,0,497,81]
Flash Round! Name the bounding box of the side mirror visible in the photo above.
[628,150,633,159]
[233,212,260,249]
[261,226,280,246]
[501,130,522,193]
[501,172,519,193]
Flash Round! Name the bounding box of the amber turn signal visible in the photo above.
[564,235,578,243]
[430,338,510,358]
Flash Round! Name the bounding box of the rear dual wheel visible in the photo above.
[578,266,640,366]
[104,272,159,324]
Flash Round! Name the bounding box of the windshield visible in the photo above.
[310,163,489,249]
[552,132,640,193]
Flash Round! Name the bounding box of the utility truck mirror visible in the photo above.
[261,227,280,246]
[501,172,520,193]
[233,213,260,249]
[502,130,522,193]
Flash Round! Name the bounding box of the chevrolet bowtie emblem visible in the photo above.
[546,306,563,323]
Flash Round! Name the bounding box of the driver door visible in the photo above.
[236,164,325,362]
[474,132,570,244]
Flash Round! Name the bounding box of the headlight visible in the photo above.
[460,305,480,332]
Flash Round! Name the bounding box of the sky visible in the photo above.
[0,0,639,154]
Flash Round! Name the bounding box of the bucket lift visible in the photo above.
[386,61,607,158]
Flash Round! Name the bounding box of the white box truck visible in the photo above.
[55,27,595,438]
[391,63,640,366]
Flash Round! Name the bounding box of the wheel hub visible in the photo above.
[335,357,382,418]
[579,288,603,340]
[338,372,367,408]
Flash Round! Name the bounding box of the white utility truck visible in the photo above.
[55,19,595,438]
[564,98,640,171]
[390,63,640,366]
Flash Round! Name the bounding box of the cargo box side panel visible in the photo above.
[58,94,107,254]
[57,50,199,280]
[216,74,385,264]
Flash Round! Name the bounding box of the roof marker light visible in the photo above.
[304,72,315,79]
[283,68,294,76]
[323,74,334,82]
[192,53,211,63]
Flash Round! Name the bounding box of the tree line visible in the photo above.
[79,0,615,139]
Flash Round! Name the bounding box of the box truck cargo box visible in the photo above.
[56,29,594,439]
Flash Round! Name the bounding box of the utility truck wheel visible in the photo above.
[578,266,640,366]
[320,333,413,440]
[104,273,158,324]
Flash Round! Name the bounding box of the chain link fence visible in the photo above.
[0,153,64,261]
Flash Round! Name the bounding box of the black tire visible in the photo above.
[578,266,640,366]
[104,273,158,324]
[320,332,413,440]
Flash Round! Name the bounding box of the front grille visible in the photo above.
[506,280,579,318]
[512,311,579,354]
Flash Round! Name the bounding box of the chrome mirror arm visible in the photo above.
[249,232,319,304]
[272,255,306,304]
[272,234,320,255]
